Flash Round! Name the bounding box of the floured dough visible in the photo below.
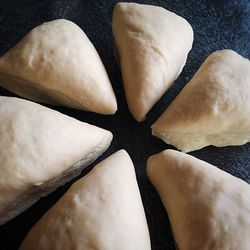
[152,50,250,152]
[0,19,117,114]
[0,96,112,225]
[147,149,250,250]
[112,2,193,121]
[20,150,151,250]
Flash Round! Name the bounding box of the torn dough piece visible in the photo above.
[0,96,112,225]
[0,19,117,114]
[152,50,250,152]
[20,150,151,250]
[112,2,193,121]
[147,149,250,250]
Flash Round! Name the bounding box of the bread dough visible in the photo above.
[0,19,117,114]
[0,96,112,225]
[113,2,193,121]
[152,50,250,152]
[147,149,250,250]
[20,150,151,250]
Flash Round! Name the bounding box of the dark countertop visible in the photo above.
[0,1,249,249]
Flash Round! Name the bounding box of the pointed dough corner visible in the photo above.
[147,149,250,250]
[113,2,193,121]
[20,150,151,250]
[152,50,250,152]
[0,96,112,225]
[0,19,117,114]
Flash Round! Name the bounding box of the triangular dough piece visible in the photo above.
[152,50,250,152]
[0,19,117,114]
[0,96,113,225]
[112,2,193,121]
[147,149,250,250]
[20,150,151,250]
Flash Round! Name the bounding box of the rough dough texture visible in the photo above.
[0,96,112,225]
[147,149,250,250]
[0,19,117,114]
[112,2,193,121]
[20,150,151,250]
[152,49,250,152]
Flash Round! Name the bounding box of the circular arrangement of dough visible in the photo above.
[0,2,249,250]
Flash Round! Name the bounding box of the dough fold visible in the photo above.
[112,2,193,121]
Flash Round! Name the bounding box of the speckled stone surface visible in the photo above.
[0,1,249,249]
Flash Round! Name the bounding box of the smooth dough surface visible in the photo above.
[147,149,250,250]
[0,96,112,225]
[152,49,250,152]
[112,2,193,121]
[20,150,151,250]
[0,19,117,114]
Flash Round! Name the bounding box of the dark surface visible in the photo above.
[0,0,250,249]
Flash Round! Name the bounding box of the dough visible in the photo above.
[20,150,151,250]
[147,149,250,250]
[0,19,117,114]
[152,50,250,152]
[0,96,112,225]
[112,2,193,121]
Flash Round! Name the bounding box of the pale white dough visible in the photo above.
[147,149,250,250]
[20,150,151,250]
[0,96,112,225]
[152,50,250,152]
[0,19,117,114]
[113,2,193,121]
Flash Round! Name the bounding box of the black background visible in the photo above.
[0,0,250,249]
